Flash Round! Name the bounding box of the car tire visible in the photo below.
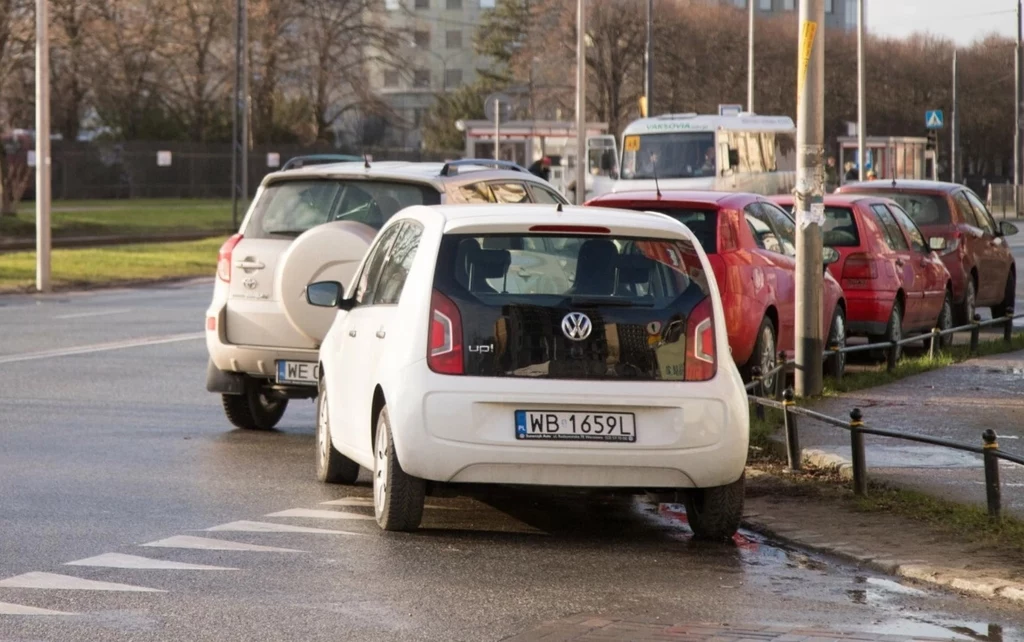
[684,474,745,541]
[373,406,425,532]
[826,306,847,380]
[316,378,360,484]
[935,290,954,349]
[870,300,903,363]
[992,270,1016,319]
[955,277,977,326]
[221,380,288,430]
[743,317,777,394]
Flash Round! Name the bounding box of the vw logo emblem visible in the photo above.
[242,278,259,290]
[561,312,593,342]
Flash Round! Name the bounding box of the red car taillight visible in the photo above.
[685,297,717,381]
[842,253,878,280]
[428,290,463,375]
[217,234,243,282]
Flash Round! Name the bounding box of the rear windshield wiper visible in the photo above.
[569,297,654,308]
[263,229,309,238]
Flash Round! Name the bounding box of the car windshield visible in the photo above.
[850,191,951,226]
[632,208,718,253]
[621,132,716,180]
[247,179,440,238]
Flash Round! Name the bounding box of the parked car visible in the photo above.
[773,194,954,358]
[307,203,750,539]
[205,160,569,431]
[838,180,1018,325]
[586,191,848,386]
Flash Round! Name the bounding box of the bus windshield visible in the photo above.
[621,132,716,180]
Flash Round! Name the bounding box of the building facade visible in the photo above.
[372,0,496,149]
[718,0,859,31]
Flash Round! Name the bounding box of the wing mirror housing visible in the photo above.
[823,247,840,268]
[306,281,344,308]
[928,236,947,252]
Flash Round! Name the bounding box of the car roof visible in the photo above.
[589,190,755,207]
[840,179,961,194]
[771,194,882,207]
[261,160,550,190]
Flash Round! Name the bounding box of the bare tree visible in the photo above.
[50,0,98,142]
[0,0,32,216]
[163,0,230,141]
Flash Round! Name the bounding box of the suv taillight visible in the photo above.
[217,234,243,282]
[842,253,877,280]
[685,297,716,381]
[428,290,463,375]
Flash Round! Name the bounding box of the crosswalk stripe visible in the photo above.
[204,520,365,535]
[141,535,304,553]
[320,498,461,510]
[66,553,236,570]
[265,508,375,521]
[0,601,76,616]
[0,572,164,592]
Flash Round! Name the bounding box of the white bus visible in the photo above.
[604,113,797,197]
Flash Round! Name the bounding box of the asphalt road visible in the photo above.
[2,281,1024,641]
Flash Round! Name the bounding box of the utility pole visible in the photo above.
[1015,0,1021,208]
[747,0,755,113]
[645,0,653,116]
[231,0,248,228]
[795,0,825,397]
[575,0,587,205]
[35,0,51,293]
[856,0,865,181]
[952,49,959,184]
[494,99,501,161]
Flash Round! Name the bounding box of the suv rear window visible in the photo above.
[246,179,440,239]
[433,233,712,380]
[635,208,717,253]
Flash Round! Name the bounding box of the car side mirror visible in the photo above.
[822,247,840,268]
[999,221,1019,237]
[306,281,343,308]
[928,236,947,252]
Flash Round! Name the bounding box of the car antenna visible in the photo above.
[891,177,897,188]
[651,153,662,198]
[363,153,371,169]
[556,202,563,212]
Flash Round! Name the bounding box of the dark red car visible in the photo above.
[838,180,1018,324]
[587,190,847,384]
[773,194,953,358]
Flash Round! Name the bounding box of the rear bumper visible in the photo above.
[380,362,750,490]
[844,291,894,336]
[205,303,318,383]
[941,255,969,302]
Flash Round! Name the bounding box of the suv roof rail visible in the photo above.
[439,159,528,177]
[281,154,362,171]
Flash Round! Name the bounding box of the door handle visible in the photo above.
[349,330,357,338]
[376,329,386,339]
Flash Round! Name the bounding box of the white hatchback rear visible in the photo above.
[309,204,750,539]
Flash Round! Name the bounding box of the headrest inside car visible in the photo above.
[469,248,512,280]
[617,254,654,284]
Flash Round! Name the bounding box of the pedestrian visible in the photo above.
[866,169,877,181]
[844,161,857,183]
[825,156,839,192]
[528,157,552,181]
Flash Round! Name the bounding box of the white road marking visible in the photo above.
[54,308,131,320]
[320,498,461,510]
[204,520,365,535]
[0,332,204,364]
[266,508,375,521]
[0,601,76,616]
[0,572,164,592]
[141,535,304,553]
[66,553,235,571]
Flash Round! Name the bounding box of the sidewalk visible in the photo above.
[792,350,1024,518]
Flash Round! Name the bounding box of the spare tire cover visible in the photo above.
[275,221,378,343]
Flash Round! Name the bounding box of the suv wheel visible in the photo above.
[955,278,977,326]
[373,406,425,532]
[316,378,360,484]
[992,271,1016,319]
[683,474,745,541]
[221,379,288,430]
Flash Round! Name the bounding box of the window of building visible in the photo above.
[759,0,771,9]
[825,0,833,13]
[480,0,496,7]
[845,0,856,24]
[444,68,464,89]
[413,69,431,88]
[415,0,429,8]
[385,0,400,9]
[446,0,462,9]
[413,30,430,48]
[383,70,400,88]
[783,0,794,9]
[446,30,462,49]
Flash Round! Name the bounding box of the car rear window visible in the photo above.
[848,191,951,226]
[822,207,860,247]
[246,179,440,239]
[634,208,718,254]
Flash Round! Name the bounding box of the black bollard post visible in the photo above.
[783,388,800,472]
[1005,308,1015,344]
[850,408,867,496]
[970,313,981,354]
[983,429,1002,521]
[775,351,786,400]
[751,366,765,421]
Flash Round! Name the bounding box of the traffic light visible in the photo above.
[926,130,937,151]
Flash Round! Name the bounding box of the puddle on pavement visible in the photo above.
[641,497,1022,642]
[826,444,981,468]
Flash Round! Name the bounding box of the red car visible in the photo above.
[587,191,848,384]
[773,194,953,358]
[838,180,1018,324]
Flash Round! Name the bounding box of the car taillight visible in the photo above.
[842,253,877,280]
[428,290,463,375]
[685,297,716,381]
[217,234,243,282]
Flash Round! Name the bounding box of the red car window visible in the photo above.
[888,204,928,253]
[963,190,997,235]
[868,204,909,251]
[822,207,860,247]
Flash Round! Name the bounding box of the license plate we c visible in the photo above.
[276,360,318,385]
[515,410,636,443]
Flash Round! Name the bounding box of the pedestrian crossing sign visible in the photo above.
[925,110,944,129]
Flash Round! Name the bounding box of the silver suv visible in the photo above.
[205,159,568,431]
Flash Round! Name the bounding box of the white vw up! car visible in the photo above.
[306,204,750,539]
[205,160,568,431]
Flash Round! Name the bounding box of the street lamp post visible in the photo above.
[747,0,755,113]
[36,0,51,293]
[575,0,587,205]
[857,0,865,181]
